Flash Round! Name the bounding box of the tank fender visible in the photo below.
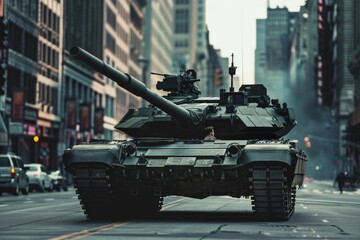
[63,143,123,174]
[238,144,293,167]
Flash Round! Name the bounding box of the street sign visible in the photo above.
[9,122,22,135]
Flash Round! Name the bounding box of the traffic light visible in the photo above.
[215,68,222,87]
[304,136,311,148]
[33,135,39,143]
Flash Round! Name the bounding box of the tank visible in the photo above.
[63,46,308,220]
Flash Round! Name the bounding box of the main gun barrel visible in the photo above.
[70,46,195,125]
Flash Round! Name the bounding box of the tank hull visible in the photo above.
[63,139,307,220]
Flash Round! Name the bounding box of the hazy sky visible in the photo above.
[206,0,306,84]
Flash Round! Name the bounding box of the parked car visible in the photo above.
[0,153,29,196]
[49,170,68,191]
[24,163,53,192]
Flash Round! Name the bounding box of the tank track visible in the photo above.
[73,165,295,220]
[249,165,296,220]
[74,167,163,219]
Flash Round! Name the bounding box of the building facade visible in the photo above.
[6,0,48,166]
[63,0,145,149]
[264,6,291,100]
[255,19,266,86]
[346,0,360,178]
[172,0,212,97]
[142,0,173,97]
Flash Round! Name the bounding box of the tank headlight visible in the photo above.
[124,143,137,157]
[228,144,240,156]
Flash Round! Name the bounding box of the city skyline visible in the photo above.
[206,0,306,84]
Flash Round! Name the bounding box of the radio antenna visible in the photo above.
[228,53,237,92]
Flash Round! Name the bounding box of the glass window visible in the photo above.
[12,158,19,167]
[0,157,10,167]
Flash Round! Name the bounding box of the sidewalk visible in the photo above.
[312,180,333,187]
[311,179,359,192]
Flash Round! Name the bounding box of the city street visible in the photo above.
[0,180,359,240]
[1,1,359,239]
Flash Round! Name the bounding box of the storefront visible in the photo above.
[6,94,38,164]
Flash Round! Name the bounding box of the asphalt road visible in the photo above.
[0,180,359,240]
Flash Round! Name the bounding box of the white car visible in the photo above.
[24,163,53,192]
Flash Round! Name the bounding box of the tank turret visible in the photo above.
[70,46,296,140]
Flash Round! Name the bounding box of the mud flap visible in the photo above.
[292,150,308,187]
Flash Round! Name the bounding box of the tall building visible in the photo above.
[129,0,146,81]
[346,0,360,177]
[287,2,339,179]
[37,0,63,169]
[172,0,209,96]
[288,6,308,91]
[142,0,173,96]
[63,0,145,146]
[266,7,290,71]
[1,0,64,169]
[172,0,197,72]
[315,0,334,106]
[261,6,291,100]
[195,0,209,96]
[0,0,9,151]
[333,0,355,117]
[332,0,355,173]
[63,0,108,149]
[255,19,266,85]
[5,0,42,164]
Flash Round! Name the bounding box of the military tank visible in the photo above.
[63,46,307,220]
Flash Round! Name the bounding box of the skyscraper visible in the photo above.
[63,0,146,143]
[142,0,173,96]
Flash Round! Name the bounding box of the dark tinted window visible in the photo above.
[12,157,19,167]
[0,157,11,167]
[25,166,38,171]
[17,159,24,168]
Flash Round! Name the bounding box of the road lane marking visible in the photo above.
[50,198,184,240]
[322,219,329,223]
[0,202,79,214]
[71,222,128,240]
[45,198,55,201]
[161,203,178,211]
[48,222,128,240]
[161,198,184,211]
[0,204,8,208]
[297,198,360,206]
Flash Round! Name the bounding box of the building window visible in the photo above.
[24,73,36,104]
[24,31,38,61]
[175,0,189,4]
[107,6,116,30]
[175,9,189,33]
[106,32,116,52]
[105,95,114,117]
[8,22,22,54]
